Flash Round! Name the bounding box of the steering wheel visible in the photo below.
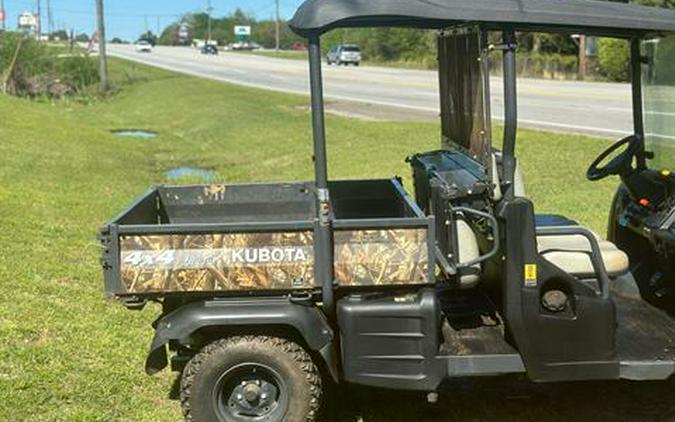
[586,135,641,181]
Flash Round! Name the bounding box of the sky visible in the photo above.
[0,0,303,40]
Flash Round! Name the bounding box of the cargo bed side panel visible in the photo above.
[119,231,316,294]
[335,228,430,287]
[118,227,431,294]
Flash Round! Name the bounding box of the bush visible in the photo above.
[57,56,100,92]
[598,38,630,82]
[0,32,99,98]
[490,52,579,80]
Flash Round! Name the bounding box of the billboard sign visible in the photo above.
[18,12,37,29]
[234,25,251,37]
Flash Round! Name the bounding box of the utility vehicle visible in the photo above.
[100,0,675,421]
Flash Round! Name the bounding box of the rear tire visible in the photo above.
[180,336,322,422]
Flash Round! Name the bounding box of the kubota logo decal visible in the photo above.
[122,246,312,270]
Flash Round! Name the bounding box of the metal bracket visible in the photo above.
[488,42,518,52]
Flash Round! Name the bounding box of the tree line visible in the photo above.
[154,0,673,82]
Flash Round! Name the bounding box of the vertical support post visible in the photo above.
[308,34,335,317]
[501,30,518,199]
[95,0,109,92]
[631,37,647,170]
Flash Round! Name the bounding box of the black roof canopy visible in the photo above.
[289,0,675,37]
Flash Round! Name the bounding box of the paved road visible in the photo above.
[108,45,633,137]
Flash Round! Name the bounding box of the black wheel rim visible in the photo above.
[212,363,288,422]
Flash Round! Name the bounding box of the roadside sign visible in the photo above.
[0,10,5,21]
[18,12,37,28]
[234,26,251,36]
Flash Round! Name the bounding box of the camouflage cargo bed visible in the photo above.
[100,179,435,299]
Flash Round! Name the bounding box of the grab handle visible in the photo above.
[452,207,500,269]
[536,227,611,299]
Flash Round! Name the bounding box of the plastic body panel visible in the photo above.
[499,198,619,382]
[337,289,446,390]
[145,298,336,379]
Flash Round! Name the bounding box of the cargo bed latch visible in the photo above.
[122,296,148,311]
[289,291,314,306]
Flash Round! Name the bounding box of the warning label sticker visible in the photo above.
[524,264,538,287]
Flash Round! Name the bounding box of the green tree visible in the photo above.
[158,23,181,46]
[598,38,630,82]
[138,31,158,46]
[75,33,90,43]
[632,0,675,7]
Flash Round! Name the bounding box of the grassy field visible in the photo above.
[1,58,674,422]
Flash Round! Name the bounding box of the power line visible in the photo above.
[2,0,177,18]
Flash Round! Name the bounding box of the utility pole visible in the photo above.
[36,0,41,39]
[156,16,160,37]
[1,0,6,32]
[207,0,213,43]
[275,0,280,52]
[95,0,109,92]
[578,35,587,81]
[46,0,53,37]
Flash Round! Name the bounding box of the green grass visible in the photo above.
[237,49,309,61]
[1,58,671,422]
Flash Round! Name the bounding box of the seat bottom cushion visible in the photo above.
[537,232,630,278]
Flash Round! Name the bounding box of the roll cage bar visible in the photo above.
[296,1,675,315]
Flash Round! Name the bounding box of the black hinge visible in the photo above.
[98,227,113,269]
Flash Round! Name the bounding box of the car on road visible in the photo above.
[230,41,262,51]
[135,41,153,53]
[201,44,219,55]
[327,44,361,65]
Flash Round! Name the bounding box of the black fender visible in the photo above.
[145,297,338,381]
